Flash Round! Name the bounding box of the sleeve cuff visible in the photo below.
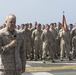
[2,45,9,52]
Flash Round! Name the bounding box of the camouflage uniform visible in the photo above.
[0,28,26,75]
[29,27,37,59]
[50,28,58,58]
[58,29,71,60]
[32,29,43,60]
[41,29,54,61]
[21,29,32,59]
[71,28,76,58]
[56,27,62,56]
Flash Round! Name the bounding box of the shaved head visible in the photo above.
[6,14,16,21]
[5,14,16,31]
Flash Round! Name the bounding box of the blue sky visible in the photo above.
[0,0,76,25]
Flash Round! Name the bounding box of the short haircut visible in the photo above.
[6,14,16,20]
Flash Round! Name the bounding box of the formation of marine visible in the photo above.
[0,21,76,63]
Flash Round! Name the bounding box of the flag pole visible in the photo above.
[63,11,65,15]
[62,11,65,27]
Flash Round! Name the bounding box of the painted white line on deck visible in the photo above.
[26,64,32,67]
[22,72,54,75]
[32,72,54,75]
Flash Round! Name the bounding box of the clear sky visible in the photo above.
[0,0,76,25]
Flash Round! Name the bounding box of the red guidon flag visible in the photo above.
[62,14,68,30]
